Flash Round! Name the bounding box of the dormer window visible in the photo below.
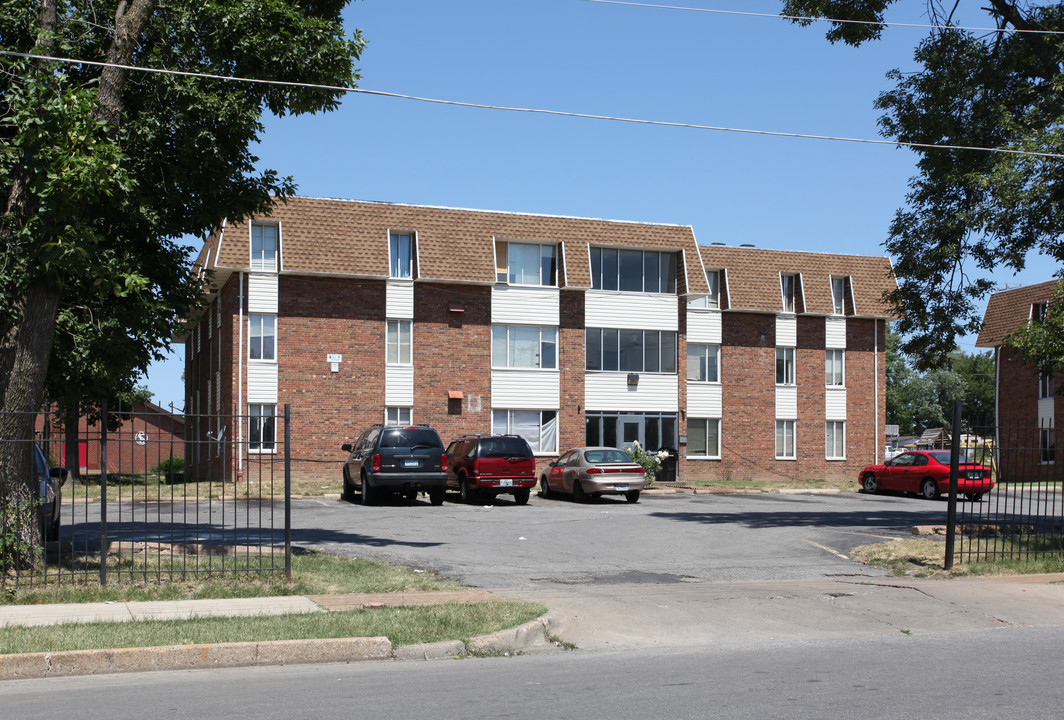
[591,248,677,294]
[390,231,414,279]
[1033,302,1048,324]
[781,274,797,313]
[831,276,847,315]
[251,222,278,272]
[496,240,557,286]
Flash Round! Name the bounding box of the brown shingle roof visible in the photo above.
[206,197,709,294]
[697,245,897,318]
[976,280,1063,348]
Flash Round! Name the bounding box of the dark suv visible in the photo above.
[445,435,536,505]
[341,425,448,506]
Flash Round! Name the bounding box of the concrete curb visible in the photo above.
[0,615,557,680]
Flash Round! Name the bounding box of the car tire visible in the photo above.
[404,490,418,503]
[540,476,552,499]
[625,490,640,503]
[342,469,355,502]
[920,478,940,500]
[428,488,445,506]
[862,473,879,494]
[459,475,475,504]
[513,488,530,505]
[360,474,374,506]
[966,492,985,502]
[573,480,588,503]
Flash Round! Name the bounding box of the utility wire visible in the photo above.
[585,0,1064,35]
[3,48,1063,160]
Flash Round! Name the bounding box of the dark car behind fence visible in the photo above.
[1,404,291,588]
[950,420,1064,565]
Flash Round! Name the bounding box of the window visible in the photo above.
[831,277,847,315]
[249,314,276,360]
[251,223,278,271]
[826,349,844,386]
[1032,302,1048,324]
[687,418,720,458]
[775,347,795,385]
[249,404,276,453]
[390,232,414,279]
[585,412,676,451]
[826,421,845,459]
[387,319,412,364]
[1040,427,1056,464]
[492,409,558,453]
[687,271,720,309]
[775,420,795,459]
[586,328,677,373]
[496,241,557,286]
[386,407,412,425]
[492,325,557,369]
[687,344,720,382]
[590,248,677,294]
[1040,371,1054,399]
[781,274,797,313]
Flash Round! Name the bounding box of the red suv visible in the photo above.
[445,435,536,505]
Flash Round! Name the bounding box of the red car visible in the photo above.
[859,450,994,501]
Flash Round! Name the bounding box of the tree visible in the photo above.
[783,1,1064,370]
[1,1,364,566]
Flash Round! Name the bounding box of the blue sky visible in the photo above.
[142,0,1044,411]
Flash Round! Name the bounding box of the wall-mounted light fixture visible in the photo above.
[627,373,639,387]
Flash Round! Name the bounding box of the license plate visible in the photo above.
[499,479,513,487]
[403,459,420,468]
[615,484,629,491]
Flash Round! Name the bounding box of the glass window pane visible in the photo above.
[512,325,540,368]
[540,245,557,286]
[509,243,540,285]
[604,416,617,448]
[687,344,706,381]
[540,411,558,453]
[643,252,659,294]
[644,331,660,373]
[590,247,602,290]
[542,327,557,369]
[707,419,719,457]
[660,332,676,373]
[585,416,599,446]
[492,409,508,435]
[688,419,707,455]
[492,325,508,367]
[602,329,618,371]
[707,345,718,382]
[662,416,676,450]
[619,329,642,371]
[619,250,643,292]
[586,328,601,371]
[511,410,540,449]
[602,249,618,291]
[707,271,719,308]
[645,417,660,452]
[661,253,676,294]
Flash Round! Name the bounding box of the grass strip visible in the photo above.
[0,600,547,655]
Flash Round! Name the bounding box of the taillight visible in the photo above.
[440,453,449,471]
[472,458,480,477]
[371,453,381,472]
[587,468,603,475]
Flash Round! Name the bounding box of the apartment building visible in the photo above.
[184,198,895,484]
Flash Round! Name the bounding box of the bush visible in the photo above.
[624,441,669,484]
[151,456,185,482]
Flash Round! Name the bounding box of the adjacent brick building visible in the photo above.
[183,198,896,484]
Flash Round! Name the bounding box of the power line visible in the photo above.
[3,49,1063,160]
[585,0,1064,36]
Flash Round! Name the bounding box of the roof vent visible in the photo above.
[739,244,755,248]
[711,242,726,246]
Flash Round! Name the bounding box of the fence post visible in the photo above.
[284,404,291,581]
[945,400,962,570]
[99,397,108,586]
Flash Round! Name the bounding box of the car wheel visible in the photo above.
[965,492,985,502]
[625,490,640,503]
[428,488,445,506]
[360,474,374,506]
[342,469,355,502]
[920,478,940,500]
[513,488,530,505]
[404,490,418,503]
[573,480,588,503]
[862,473,879,494]
[540,476,552,499]
[459,475,475,504]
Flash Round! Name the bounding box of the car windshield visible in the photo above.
[480,437,531,458]
[584,449,633,464]
[380,428,442,449]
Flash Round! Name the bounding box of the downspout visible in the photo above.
[238,271,245,476]
[875,319,880,464]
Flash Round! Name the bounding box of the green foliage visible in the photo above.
[150,456,185,479]
[784,1,1064,369]
[624,441,666,484]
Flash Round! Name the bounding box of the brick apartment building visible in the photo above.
[977,280,1063,477]
[183,197,896,485]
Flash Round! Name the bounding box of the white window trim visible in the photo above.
[687,343,721,384]
[775,347,796,386]
[685,417,721,460]
[775,419,796,460]
[389,230,415,279]
[250,222,280,272]
[826,420,846,460]
[492,408,559,455]
[386,319,413,366]
[491,324,558,370]
[248,403,277,455]
[826,349,845,388]
[386,406,412,425]
[248,313,277,362]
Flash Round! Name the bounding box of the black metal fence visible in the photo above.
[1,403,291,588]
[951,419,1064,564]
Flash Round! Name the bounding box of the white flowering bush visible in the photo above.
[624,441,671,484]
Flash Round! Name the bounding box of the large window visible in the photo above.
[390,232,413,279]
[590,248,677,294]
[492,409,558,453]
[496,241,557,286]
[781,274,797,313]
[775,420,796,459]
[831,276,847,315]
[688,270,720,309]
[386,406,412,425]
[775,347,795,385]
[687,418,721,459]
[1040,371,1054,399]
[826,421,845,460]
[249,404,276,453]
[687,344,720,383]
[826,349,844,387]
[585,412,676,451]
[251,223,278,271]
[492,325,557,369]
[249,314,276,360]
[586,328,677,373]
[387,319,412,364]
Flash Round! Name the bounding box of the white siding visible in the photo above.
[775,385,798,419]
[1038,397,1055,426]
[247,363,278,403]
[687,309,722,344]
[585,373,678,412]
[491,286,559,325]
[386,281,414,319]
[687,383,722,418]
[386,365,415,405]
[826,387,847,420]
[825,316,847,349]
[247,274,279,314]
[585,292,678,331]
[491,369,559,408]
[776,314,797,347]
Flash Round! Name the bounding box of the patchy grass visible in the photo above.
[690,476,854,494]
[850,535,1064,578]
[60,474,343,503]
[0,600,547,655]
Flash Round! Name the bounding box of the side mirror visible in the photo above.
[341,443,352,453]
